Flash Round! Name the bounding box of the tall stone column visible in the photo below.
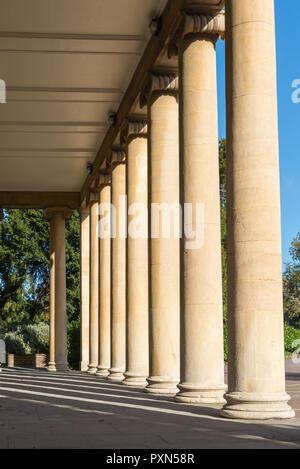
[107,150,127,382]
[44,207,72,372]
[221,0,294,419]
[47,218,56,372]
[173,13,226,403]
[79,206,90,372]
[142,74,180,394]
[122,119,149,387]
[87,191,99,374]
[96,174,112,377]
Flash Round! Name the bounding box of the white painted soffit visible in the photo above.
[0,0,167,192]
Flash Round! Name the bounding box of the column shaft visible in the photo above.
[53,214,68,371]
[80,208,90,371]
[88,199,99,374]
[108,161,126,381]
[146,90,180,394]
[221,0,294,419]
[47,224,56,371]
[96,184,112,376]
[176,35,226,403]
[123,133,149,387]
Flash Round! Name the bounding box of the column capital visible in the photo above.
[110,148,127,168]
[79,204,89,216]
[121,118,148,144]
[184,12,225,37]
[94,172,111,191]
[168,11,225,57]
[44,206,72,221]
[140,73,178,108]
[86,190,99,207]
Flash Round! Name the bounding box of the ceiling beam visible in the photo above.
[0,32,146,41]
[0,191,80,209]
[79,0,185,204]
[79,0,224,204]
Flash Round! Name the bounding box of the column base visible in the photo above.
[87,364,98,374]
[145,376,179,395]
[175,383,227,404]
[55,363,69,372]
[107,368,125,382]
[95,366,110,377]
[79,361,89,372]
[47,362,57,372]
[221,392,295,420]
[122,371,148,388]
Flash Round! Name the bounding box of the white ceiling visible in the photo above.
[0,0,167,191]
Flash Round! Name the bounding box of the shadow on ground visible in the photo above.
[0,362,299,449]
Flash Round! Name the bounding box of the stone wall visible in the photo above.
[6,353,48,368]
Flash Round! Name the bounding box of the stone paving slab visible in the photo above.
[0,359,299,449]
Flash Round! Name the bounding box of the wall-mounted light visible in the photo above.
[86,162,93,174]
[107,112,117,127]
[149,17,162,36]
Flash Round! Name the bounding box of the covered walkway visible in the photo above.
[0,0,298,444]
[0,360,299,449]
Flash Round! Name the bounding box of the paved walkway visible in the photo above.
[0,359,299,449]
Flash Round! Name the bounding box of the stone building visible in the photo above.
[0,0,294,420]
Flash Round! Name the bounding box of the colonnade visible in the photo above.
[44,207,71,372]
[43,1,295,420]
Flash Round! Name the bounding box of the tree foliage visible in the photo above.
[283,231,300,328]
[219,138,227,318]
[4,322,49,354]
[0,209,80,331]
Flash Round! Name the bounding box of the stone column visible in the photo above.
[221,0,294,419]
[142,74,180,394]
[122,120,149,387]
[173,13,226,403]
[107,150,127,382]
[95,174,112,377]
[79,206,90,372]
[87,191,99,374]
[47,216,56,372]
[44,207,72,372]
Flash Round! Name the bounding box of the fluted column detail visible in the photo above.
[183,12,225,37]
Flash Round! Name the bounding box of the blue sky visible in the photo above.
[216,3,300,269]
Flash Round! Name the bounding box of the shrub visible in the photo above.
[21,323,49,353]
[4,322,49,354]
[284,323,300,353]
[5,329,32,354]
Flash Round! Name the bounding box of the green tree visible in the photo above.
[219,138,227,318]
[0,209,49,327]
[66,211,80,322]
[0,209,80,333]
[283,231,300,328]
